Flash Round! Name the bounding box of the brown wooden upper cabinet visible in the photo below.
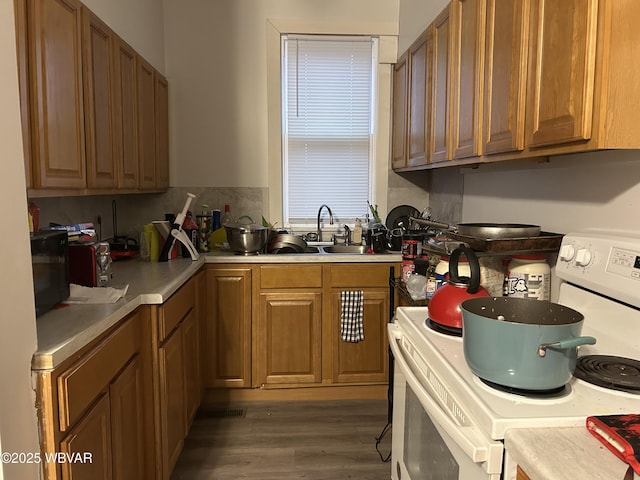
[391,52,409,170]
[483,0,528,155]
[136,61,169,191]
[17,0,169,195]
[429,5,452,164]
[28,0,87,189]
[393,0,640,171]
[113,37,139,189]
[450,0,486,160]
[14,0,32,188]
[155,73,170,190]
[524,0,640,155]
[137,57,156,190]
[406,27,431,168]
[526,0,596,148]
[82,7,117,189]
[407,27,433,167]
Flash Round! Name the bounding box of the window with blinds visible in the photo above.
[281,34,378,228]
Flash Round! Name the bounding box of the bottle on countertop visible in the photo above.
[181,211,198,258]
[353,218,363,245]
[222,204,232,226]
[506,254,550,300]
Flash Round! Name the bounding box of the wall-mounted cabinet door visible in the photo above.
[451,0,486,160]
[113,38,138,189]
[136,56,156,190]
[391,52,409,170]
[483,0,529,155]
[430,5,452,164]
[526,0,598,148]
[14,0,32,188]
[154,72,170,189]
[29,0,86,189]
[82,7,117,189]
[407,28,431,168]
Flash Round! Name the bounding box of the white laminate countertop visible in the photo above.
[202,248,402,263]
[33,257,205,370]
[505,427,637,480]
[33,249,401,371]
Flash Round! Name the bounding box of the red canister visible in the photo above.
[401,258,415,283]
[401,232,422,259]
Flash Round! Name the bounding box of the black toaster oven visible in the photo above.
[30,229,69,316]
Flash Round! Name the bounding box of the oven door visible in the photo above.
[389,328,503,480]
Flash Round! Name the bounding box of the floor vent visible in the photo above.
[198,407,246,419]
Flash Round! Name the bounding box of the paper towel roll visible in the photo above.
[146,223,162,261]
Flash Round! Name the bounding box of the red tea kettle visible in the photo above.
[428,245,490,330]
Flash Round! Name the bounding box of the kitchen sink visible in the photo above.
[269,246,320,254]
[321,245,369,254]
[267,244,393,255]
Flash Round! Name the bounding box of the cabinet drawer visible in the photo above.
[159,278,195,341]
[57,311,140,431]
[260,265,322,289]
[329,264,394,288]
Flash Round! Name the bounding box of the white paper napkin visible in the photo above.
[66,283,129,304]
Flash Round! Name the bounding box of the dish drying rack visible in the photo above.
[408,216,564,257]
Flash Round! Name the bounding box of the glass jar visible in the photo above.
[434,256,470,290]
[506,254,550,301]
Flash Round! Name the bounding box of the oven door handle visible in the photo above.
[389,332,503,472]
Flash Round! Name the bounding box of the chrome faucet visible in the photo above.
[316,204,334,241]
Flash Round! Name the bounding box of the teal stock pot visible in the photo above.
[461,297,596,391]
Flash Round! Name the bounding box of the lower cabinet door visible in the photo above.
[331,289,389,383]
[517,466,531,480]
[256,291,322,385]
[182,309,200,427]
[206,267,252,388]
[59,393,112,480]
[110,354,147,480]
[159,326,186,476]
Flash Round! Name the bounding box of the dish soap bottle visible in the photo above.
[353,218,363,245]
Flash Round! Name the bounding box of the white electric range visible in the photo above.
[389,231,640,480]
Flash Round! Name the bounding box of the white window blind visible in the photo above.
[282,35,377,226]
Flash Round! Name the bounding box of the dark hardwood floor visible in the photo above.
[171,399,393,479]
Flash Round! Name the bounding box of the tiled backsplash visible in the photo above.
[31,187,268,242]
[388,168,464,225]
[30,174,462,242]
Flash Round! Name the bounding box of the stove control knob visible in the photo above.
[559,244,576,262]
[575,248,593,267]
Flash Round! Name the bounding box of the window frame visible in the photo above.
[280,34,380,231]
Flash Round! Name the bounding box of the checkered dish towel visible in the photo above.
[340,290,364,342]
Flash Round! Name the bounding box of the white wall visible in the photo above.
[163,0,399,190]
[82,0,166,72]
[0,0,40,477]
[462,150,640,235]
[398,0,448,53]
